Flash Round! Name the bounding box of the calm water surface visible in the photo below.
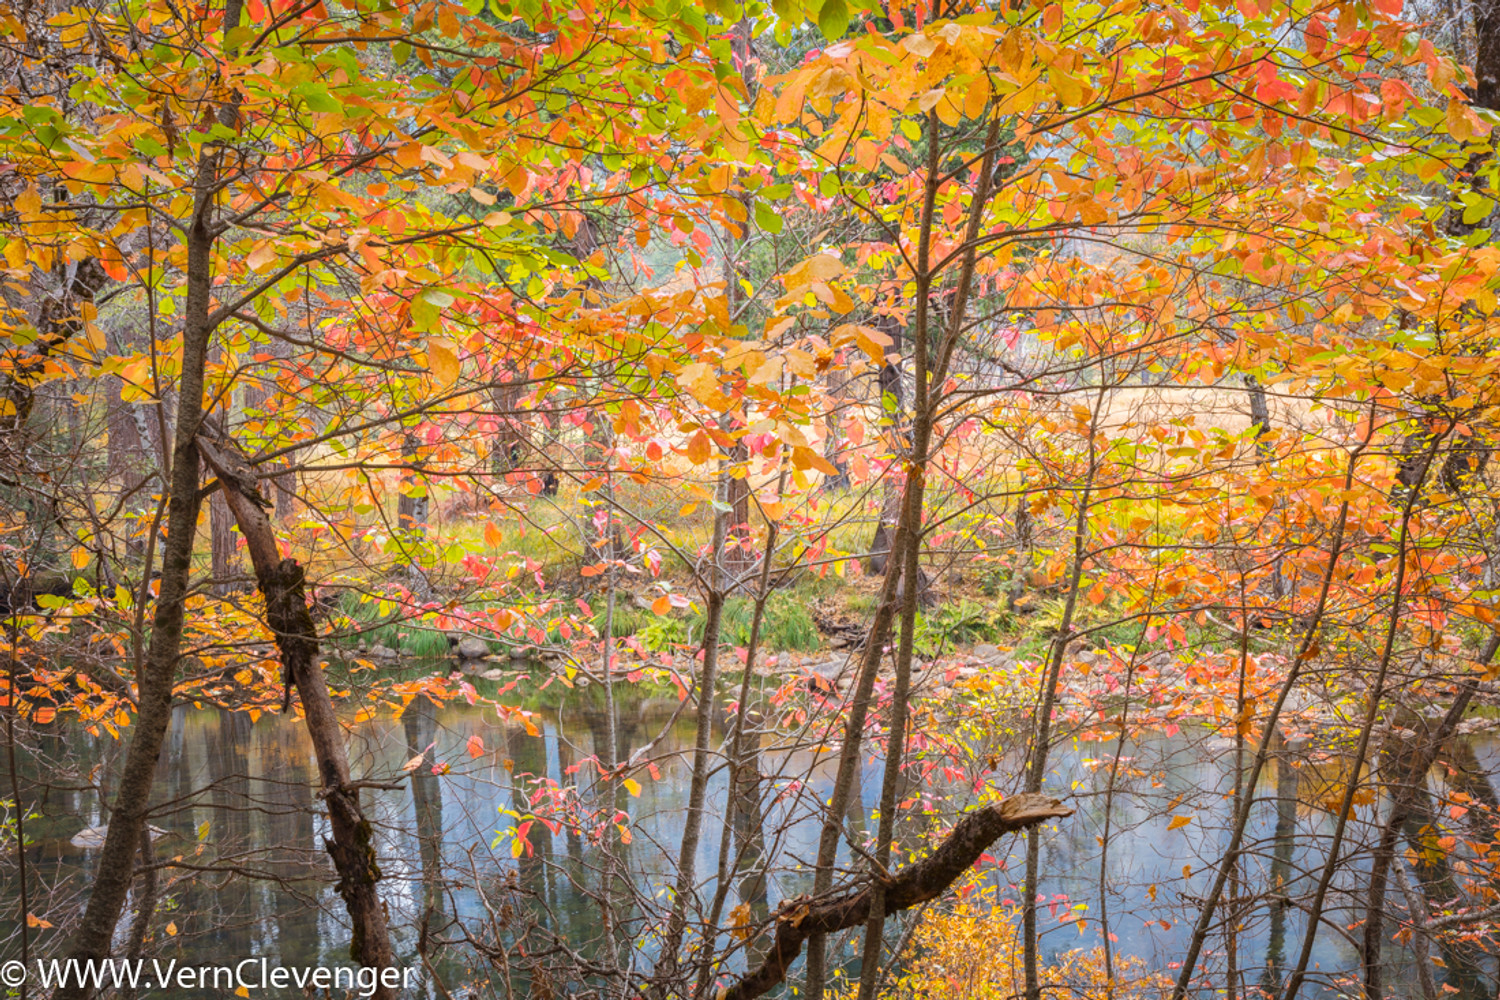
[0,662,1491,998]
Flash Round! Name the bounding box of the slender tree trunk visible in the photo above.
[804,498,912,999]
[822,368,851,491]
[855,410,929,1000]
[695,487,783,999]
[1021,409,1097,1000]
[867,319,906,580]
[856,108,1004,1000]
[53,143,220,1000]
[655,480,730,994]
[397,429,431,601]
[1280,430,1447,1000]
[1171,405,1379,1000]
[209,488,243,595]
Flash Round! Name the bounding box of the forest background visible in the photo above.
[4,0,1500,997]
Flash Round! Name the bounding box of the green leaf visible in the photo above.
[818,0,849,39]
[1463,194,1494,225]
[299,86,341,114]
[754,199,784,234]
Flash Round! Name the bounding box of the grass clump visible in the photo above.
[703,593,821,653]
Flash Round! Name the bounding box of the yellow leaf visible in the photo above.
[71,548,90,570]
[623,777,642,797]
[166,921,178,936]
[245,242,277,272]
[729,902,753,943]
[1167,814,1192,830]
[511,834,525,858]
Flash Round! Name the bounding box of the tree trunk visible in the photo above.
[104,376,154,501]
[397,429,431,601]
[1257,731,1300,1000]
[654,485,730,993]
[53,155,219,1000]
[209,488,244,595]
[821,368,851,491]
[1358,642,1493,1000]
[197,432,396,994]
[867,319,905,579]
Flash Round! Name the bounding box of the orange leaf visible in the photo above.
[686,430,713,465]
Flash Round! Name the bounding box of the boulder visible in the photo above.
[455,635,490,660]
[368,643,398,660]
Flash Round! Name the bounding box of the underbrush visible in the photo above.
[853,878,1169,1000]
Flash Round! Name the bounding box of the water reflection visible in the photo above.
[0,669,1495,999]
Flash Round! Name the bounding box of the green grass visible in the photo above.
[327,589,483,657]
[591,602,654,638]
[702,592,822,652]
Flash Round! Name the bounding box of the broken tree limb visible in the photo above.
[719,792,1073,1000]
[196,430,396,998]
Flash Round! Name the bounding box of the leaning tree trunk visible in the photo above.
[198,432,396,996]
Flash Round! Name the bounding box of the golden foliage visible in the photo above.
[861,883,1169,1000]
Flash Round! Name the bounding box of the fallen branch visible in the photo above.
[719,792,1073,1000]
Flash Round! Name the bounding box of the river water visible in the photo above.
[0,663,1492,998]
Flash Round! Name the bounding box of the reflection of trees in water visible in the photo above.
[259,717,320,969]
[207,709,254,958]
[18,683,1500,1000]
[1259,735,1300,1000]
[1432,741,1499,997]
[403,694,447,936]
